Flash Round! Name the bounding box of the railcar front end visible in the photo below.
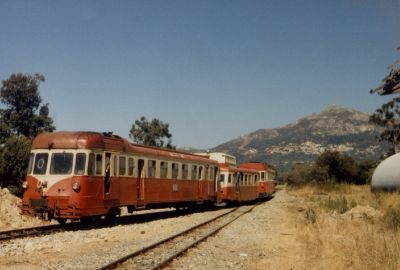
[21,149,106,222]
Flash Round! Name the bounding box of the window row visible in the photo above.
[220,172,259,186]
[132,158,218,181]
[28,151,219,181]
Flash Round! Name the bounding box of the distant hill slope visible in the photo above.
[212,105,388,172]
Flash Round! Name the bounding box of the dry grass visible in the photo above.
[288,184,400,269]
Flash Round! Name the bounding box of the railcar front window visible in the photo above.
[51,153,73,175]
[34,153,48,175]
[75,153,86,175]
[27,153,34,175]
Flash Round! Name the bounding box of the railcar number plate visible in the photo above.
[30,199,48,207]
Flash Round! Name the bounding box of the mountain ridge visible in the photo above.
[211,105,387,172]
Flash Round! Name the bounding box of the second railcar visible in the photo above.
[239,162,276,198]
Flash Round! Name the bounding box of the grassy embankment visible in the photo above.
[287,184,400,269]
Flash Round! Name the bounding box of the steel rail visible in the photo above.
[98,204,258,270]
[0,224,63,242]
[0,207,197,242]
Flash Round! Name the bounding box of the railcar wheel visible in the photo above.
[56,218,67,225]
[106,207,120,222]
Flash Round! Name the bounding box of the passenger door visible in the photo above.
[137,159,145,203]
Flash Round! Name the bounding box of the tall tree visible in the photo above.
[0,73,55,143]
[0,73,55,195]
[370,48,400,153]
[129,116,174,148]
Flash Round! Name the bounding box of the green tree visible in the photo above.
[370,47,400,154]
[316,151,358,183]
[0,136,32,195]
[286,151,372,185]
[0,73,55,143]
[129,116,174,148]
[0,73,55,195]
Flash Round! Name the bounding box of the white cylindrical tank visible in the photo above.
[371,153,400,191]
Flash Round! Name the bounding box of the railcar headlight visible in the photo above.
[72,181,81,192]
[22,181,29,189]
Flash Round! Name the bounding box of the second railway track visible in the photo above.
[99,204,258,270]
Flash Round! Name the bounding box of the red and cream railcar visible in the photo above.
[239,162,276,198]
[21,132,220,222]
[219,164,260,202]
[197,152,259,202]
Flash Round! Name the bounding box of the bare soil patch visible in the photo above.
[0,188,50,231]
[1,185,399,269]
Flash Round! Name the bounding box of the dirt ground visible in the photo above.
[0,186,397,269]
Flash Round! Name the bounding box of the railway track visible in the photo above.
[98,204,258,270]
[0,207,214,242]
[0,224,63,242]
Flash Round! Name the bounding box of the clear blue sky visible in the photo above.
[0,0,399,149]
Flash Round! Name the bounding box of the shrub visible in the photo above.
[0,135,32,196]
[304,208,318,224]
[383,206,400,232]
[321,196,356,214]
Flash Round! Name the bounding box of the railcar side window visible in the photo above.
[160,161,168,178]
[27,153,34,175]
[75,153,86,175]
[50,153,73,175]
[96,154,103,175]
[261,172,265,180]
[119,156,126,176]
[172,163,179,179]
[34,153,48,175]
[128,158,134,176]
[205,166,209,180]
[228,174,232,183]
[220,174,225,182]
[191,165,197,180]
[255,175,258,182]
[148,160,156,178]
[198,166,203,180]
[88,154,95,176]
[182,164,188,179]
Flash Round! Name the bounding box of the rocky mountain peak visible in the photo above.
[212,106,386,172]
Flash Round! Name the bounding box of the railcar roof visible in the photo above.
[31,131,218,164]
[220,165,259,174]
[239,162,268,170]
